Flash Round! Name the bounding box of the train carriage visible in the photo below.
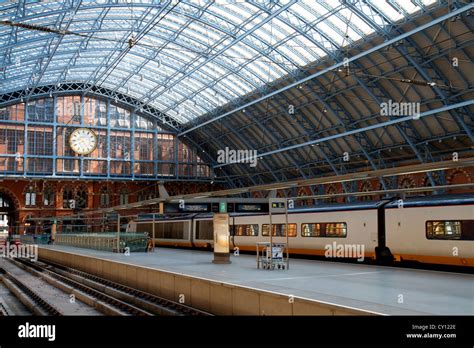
[127,194,474,268]
[385,195,474,266]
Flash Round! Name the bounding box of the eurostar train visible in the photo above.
[126,195,474,267]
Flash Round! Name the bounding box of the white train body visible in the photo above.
[127,195,474,267]
[385,203,474,266]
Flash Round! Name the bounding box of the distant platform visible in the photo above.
[38,245,473,315]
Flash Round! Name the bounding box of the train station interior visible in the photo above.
[0,1,472,343]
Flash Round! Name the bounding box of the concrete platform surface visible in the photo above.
[39,245,474,315]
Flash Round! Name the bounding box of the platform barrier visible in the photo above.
[54,233,149,253]
[20,234,51,245]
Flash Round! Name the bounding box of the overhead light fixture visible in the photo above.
[128,36,135,49]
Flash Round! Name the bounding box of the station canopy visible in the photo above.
[0,0,437,123]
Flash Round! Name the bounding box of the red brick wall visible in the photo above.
[0,180,221,231]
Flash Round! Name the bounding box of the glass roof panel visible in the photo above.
[0,0,441,124]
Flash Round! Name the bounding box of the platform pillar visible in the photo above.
[212,213,231,264]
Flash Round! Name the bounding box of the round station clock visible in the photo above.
[69,128,98,155]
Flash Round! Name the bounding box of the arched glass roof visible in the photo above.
[0,0,438,124]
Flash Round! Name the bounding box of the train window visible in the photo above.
[326,223,347,237]
[137,221,186,239]
[262,224,297,237]
[233,224,258,236]
[301,222,347,237]
[196,220,213,240]
[426,220,474,240]
[301,223,321,237]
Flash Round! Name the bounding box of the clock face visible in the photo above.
[69,128,98,155]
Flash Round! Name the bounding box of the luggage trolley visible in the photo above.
[256,197,290,270]
[256,242,288,270]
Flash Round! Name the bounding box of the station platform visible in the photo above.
[37,245,474,316]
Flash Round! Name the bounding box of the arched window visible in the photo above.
[297,187,312,207]
[326,185,337,204]
[359,181,372,202]
[119,188,129,205]
[62,186,74,208]
[75,186,88,209]
[399,177,415,196]
[24,185,37,207]
[43,184,55,207]
[99,186,110,207]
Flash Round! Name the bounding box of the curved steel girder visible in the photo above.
[138,0,298,110]
[276,21,391,189]
[1,0,454,129]
[0,27,293,118]
[155,11,331,186]
[194,98,282,185]
[196,10,409,186]
[0,0,25,76]
[0,82,180,131]
[178,3,349,132]
[0,8,298,110]
[247,88,351,193]
[360,2,474,142]
[52,5,113,91]
[293,5,432,155]
[154,1,343,114]
[198,10,472,185]
[81,4,162,94]
[202,92,346,193]
[189,18,367,185]
[232,99,310,182]
[344,2,470,186]
[178,3,472,137]
[24,1,82,101]
[199,92,326,186]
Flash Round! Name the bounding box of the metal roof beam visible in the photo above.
[179,3,473,136]
[213,100,473,168]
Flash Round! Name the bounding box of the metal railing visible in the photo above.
[55,232,149,253]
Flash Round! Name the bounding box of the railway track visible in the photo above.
[15,258,212,316]
[0,266,61,316]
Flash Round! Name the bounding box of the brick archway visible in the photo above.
[447,169,472,193]
[447,169,471,185]
[0,186,21,211]
[297,186,312,206]
[0,186,21,234]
